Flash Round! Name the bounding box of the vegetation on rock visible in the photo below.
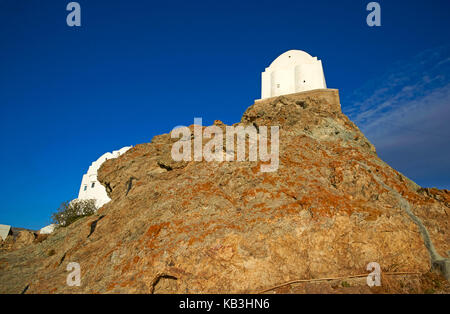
[51,199,97,227]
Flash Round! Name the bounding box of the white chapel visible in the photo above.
[261,50,327,99]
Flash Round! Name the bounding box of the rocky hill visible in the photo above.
[0,89,449,294]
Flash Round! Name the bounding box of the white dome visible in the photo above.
[268,50,317,68]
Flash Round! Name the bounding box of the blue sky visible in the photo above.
[0,0,449,229]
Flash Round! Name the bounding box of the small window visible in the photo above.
[91,182,95,188]
[303,80,306,83]
[277,84,280,88]
[83,185,87,191]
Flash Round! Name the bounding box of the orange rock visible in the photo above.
[0,90,448,294]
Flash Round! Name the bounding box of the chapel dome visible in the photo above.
[268,50,317,69]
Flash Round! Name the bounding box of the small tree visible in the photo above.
[51,199,97,227]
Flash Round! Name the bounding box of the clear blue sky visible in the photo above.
[0,0,449,229]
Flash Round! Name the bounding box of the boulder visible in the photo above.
[12,231,36,250]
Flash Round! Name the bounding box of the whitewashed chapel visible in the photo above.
[260,50,327,99]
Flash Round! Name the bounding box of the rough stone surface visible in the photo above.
[0,89,448,294]
[0,230,37,253]
[13,232,36,250]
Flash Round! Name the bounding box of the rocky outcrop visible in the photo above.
[0,89,448,294]
[0,230,37,253]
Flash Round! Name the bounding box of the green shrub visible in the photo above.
[341,281,351,288]
[51,199,97,227]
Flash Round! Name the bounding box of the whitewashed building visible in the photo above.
[77,146,133,208]
[39,224,56,235]
[0,224,11,241]
[38,146,132,235]
[260,50,327,99]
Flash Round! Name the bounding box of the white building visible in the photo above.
[261,50,327,99]
[77,146,132,208]
[0,224,11,241]
[39,224,56,235]
[38,146,132,235]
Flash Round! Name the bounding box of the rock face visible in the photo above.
[0,89,449,294]
[0,230,36,253]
